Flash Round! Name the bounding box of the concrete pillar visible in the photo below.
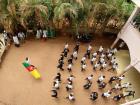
[111,6,139,49]
[111,37,120,49]
[121,98,140,105]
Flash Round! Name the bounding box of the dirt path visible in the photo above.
[0,36,124,105]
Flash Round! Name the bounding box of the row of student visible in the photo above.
[51,73,135,101]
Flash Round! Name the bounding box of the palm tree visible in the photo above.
[0,0,21,34]
[19,0,49,30]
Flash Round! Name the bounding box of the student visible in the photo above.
[93,62,99,70]
[100,62,107,70]
[81,63,87,71]
[85,74,93,82]
[66,81,73,91]
[81,56,86,64]
[91,57,96,65]
[110,57,116,65]
[67,75,75,83]
[118,75,125,82]
[124,90,135,98]
[53,79,60,89]
[86,50,91,59]
[108,76,118,84]
[57,60,64,71]
[90,92,98,101]
[43,29,47,40]
[97,75,105,83]
[83,81,92,89]
[67,63,72,72]
[121,82,132,89]
[87,44,92,51]
[111,83,121,91]
[66,93,75,101]
[25,57,30,64]
[73,51,78,60]
[99,57,105,65]
[113,94,124,101]
[74,42,80,52]
[13,35,20,47]
[64,42,69,49]
[54,73,61,82]
[102,90,112,98]
[68,56,73,64]
[107,53,113,60]
[98,82,106,89]
[51,89,58,98]
[18,32,25,43]
[98,46,103,54]
[36,29,41,39]
[92,52,97,58]
[100,53,105,58]
[63,48,69,57]
[108,63,118,71]
[59,53,64,61]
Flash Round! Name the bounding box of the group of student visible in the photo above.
[51,42,135,102]
[36,29,48,40]
[2,30,26,47]
[2,29,48,48]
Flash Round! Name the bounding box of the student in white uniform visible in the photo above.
[102,90,112,98]
[13,35,20,47]
[91,57,96,65]
[43,29,47,40]
[93,62,100,70]
[73,51,78,60]
[85,74,93,82]
[66,93,75,101]
[36,29,41,39]
[81,63,87,71]
[67,63,72,72]
[97,75,105,83]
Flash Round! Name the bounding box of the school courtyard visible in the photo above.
[0,35,126,105]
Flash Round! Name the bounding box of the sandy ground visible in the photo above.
[0,35,124,105]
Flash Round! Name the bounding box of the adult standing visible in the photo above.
[13,35,20,47]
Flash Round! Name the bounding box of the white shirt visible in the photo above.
[87,76,93,80]
[73,51,77,57]
[118,76,125,80]
[67,84,73,89]
[36,30,41,38]
[13,36,19,44]
[82,64,87,69]
[103,92,111,97]
[65,44,68,49]
[68,64,72,69]
[69,95,74,100]
[81,57,86,61]
[91,57,96,62]
[94,62,99,68]
[68,76,74,81]
[99,75,104,81]
[92,52,97,57]
[122,83,130,88]
[100,58,105,63]
[101,54,105,58]
[43,30,47,37]
[99,46,103,52]
[102,63,107,68]
[115,84,121,89]
[113,64,118,70]
[88,45,92,51]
